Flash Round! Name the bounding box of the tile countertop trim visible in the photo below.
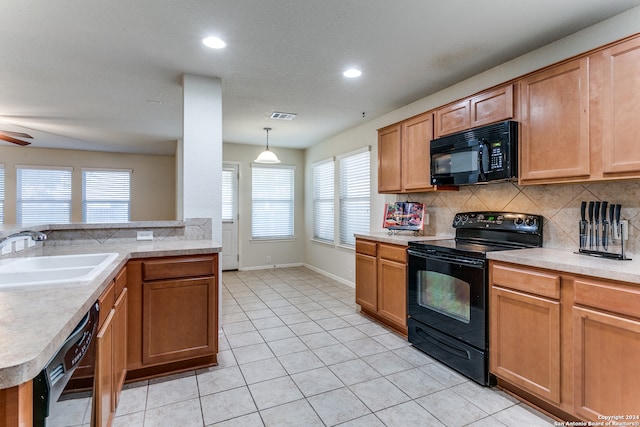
[0,240,221,389]
[488,247,640,285]
[354,233,453,246]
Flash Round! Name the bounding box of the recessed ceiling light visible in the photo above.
[203,36,226,49]
[343,68,362,78]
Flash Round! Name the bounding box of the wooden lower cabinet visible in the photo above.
[94,284,128,427]
[355,239,407,334]
[95,309,115,427]
[142,277,215,365]
[490,286,561,404]
[0,382,32,427]
[126,254,218,378]
[490,260,640,422]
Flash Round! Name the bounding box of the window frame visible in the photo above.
[337,147,371,249]
[312,157,335,245]
[250,163,296,241]
[82,168,132,223]
[16,165,73,224]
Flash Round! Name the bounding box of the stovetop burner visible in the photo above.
[409,211,544,258]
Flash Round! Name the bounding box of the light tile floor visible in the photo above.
[59,267,558,426]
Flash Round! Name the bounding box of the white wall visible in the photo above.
[223,142,306,270]
[303,6,640,285]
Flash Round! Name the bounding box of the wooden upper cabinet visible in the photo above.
[434,84,514,138]
[598,36,640,176]
[401,112,434,192]
[434,99,470,137]
[378,113,435,194]
[377,124,402,193]
[470,85,514,128]
[519,57,590,184]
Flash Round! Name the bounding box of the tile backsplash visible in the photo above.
[401,180,640,256]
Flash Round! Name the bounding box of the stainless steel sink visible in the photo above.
[0,253,119,288]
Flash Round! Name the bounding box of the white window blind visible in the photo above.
[0,166,4,223]
[17,167,72,224]
[313,159,334,243]
[252,165,295,239]
[82,169,131,223]
[221,167,234,222]
[339,148,370,247]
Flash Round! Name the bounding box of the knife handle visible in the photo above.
[594,201,601,222]
[615,204,621,223]
[609,204,615,225]
[588,201,594,222]
[581,201,586,221]
[601,201,608,222]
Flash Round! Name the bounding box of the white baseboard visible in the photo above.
[238,262,304,271]
[303,263,355,288]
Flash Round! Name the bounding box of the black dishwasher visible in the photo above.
[33,302,99,427]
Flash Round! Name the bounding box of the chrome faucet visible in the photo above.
[0,230,47,250]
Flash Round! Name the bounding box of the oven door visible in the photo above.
[407,248,486,349]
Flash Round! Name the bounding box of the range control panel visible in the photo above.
[453,211,541,232]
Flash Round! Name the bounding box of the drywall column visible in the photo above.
[180,74,222,245]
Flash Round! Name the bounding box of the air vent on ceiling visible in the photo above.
[270,111,297,120]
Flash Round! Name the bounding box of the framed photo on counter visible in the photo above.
[382,202,425,231]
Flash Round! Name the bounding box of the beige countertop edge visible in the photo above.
[354,233,453,246]
[0,240,221,389]
[488,247,640,284]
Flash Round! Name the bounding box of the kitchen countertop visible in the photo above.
[0,240,221,389]
[488,247,640,284]
[354,232,453,246]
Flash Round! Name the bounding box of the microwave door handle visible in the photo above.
[477,141,486,181]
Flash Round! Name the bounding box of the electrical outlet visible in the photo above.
[424,213,429,225]
[137,230,153,241]
[266,255,271,263]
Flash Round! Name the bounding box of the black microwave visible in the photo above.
[430,120,518,185]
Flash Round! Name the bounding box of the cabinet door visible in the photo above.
[573,306,640,420]
[377,258,407,332]
[490,286,561,404]
[142,277,215,366]
[355,253,377,313]
[401,112,434,192]
[600,37,640,176]
[95,309,115,427]
[378,124,402,193]
[519,58,590,183]
[113,288,128,408]
[434,99,470,137]
[470,85,514,128]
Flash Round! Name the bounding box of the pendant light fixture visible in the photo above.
[254,127,281,164]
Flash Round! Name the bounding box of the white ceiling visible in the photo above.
[2,0,640,155]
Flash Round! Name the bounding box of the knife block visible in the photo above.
[577,219,631,260]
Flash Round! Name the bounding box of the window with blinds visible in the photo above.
[82,169,131,223]
[251,165,295,240]
[313,159,334,243]
[17,167,72,224]
[0,166,4,223]
[339,148,370,247]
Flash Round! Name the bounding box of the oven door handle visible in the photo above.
[408,249,485,268]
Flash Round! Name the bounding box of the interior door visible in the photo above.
[221,163,239,270]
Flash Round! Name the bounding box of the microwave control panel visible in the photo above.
[488,141,504,171]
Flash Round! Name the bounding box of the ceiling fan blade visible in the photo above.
[0,130,33,139]
[0,133,31,146]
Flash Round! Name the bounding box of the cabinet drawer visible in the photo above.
[378,243,406,263]
[491,263,560,299]
[142,256,215,281]
[115,266,127,297]
[99,281,116,327]
[574,278,640,320]
[355,240,377,257]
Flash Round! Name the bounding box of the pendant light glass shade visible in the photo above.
[254,127,281,164]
